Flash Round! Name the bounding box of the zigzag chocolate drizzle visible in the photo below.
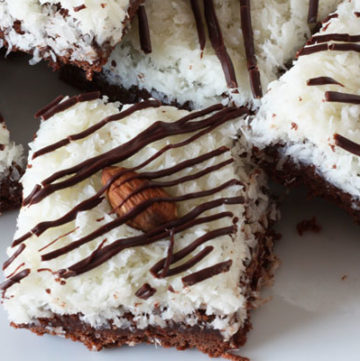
[5,99,249,297]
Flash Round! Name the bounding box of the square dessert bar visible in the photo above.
[61,0,341,109]
[0,112,23,212]
[1,94,277,358]
[0,0,143,76]
[246,0,360,221]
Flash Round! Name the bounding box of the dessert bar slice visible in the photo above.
[246,0,360,221]
[0,113,23,212]
[61,0,341,109]
[1,94,277,358]
[0,0,143,77]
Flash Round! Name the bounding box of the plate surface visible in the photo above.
[0,55,360,361]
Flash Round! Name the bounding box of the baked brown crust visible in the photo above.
[0,0,144,79]
[11,224,278,359]
[254,144,360,223]
[0,165,23,213]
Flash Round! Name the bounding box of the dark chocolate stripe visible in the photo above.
[42,180,242,262]
[151,225,234,277]
[308,0,319,24]
[0,269,30,297]
[34,95,64,119]
[240,0,262,98]
[307,33,360,45]
[56,197,244,278]
[40,92,101,120]
[307,77,343,87]
[32,100,160,159]
[334,134,360,156]
[12,196,103,247]
[298,42,360,57]
[322,13,338,24]
[159,229,175,278]
[182,259,232,286]
[165,246,214,277]
[135,283,156,299]
[3,244,26,270]
[204,0,238,88]
[190,0,206,52]
[24,106,247,206]
[325,91,360,104]
[138,5,152,54]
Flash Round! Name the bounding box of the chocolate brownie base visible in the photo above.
[11,226,278,359]
[255,145,360,223]
[59,65,197,110]
[0,0,143,79]
[0,165,22,213]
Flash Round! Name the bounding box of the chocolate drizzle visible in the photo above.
[55,196,243,278]
[334,134,360,156]
[138,5,152,54]
[306,77,343,87]
[308,0,319,24]
[39,92,100,121]
[190,0,206,52]
[240,0,262,98]
[32,99,160,159]
[203,0,238,89]
[6,97,250,297]
[182,259,232,286]
[34,95,64,119]
[3,244,25,270]
[23,105,246,206]
[307,33,360,45]
[298,42,360,57]
[325,91,360,104]
[0,269,30,297]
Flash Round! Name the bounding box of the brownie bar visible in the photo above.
[255,145,360,224]
[1,95,278,358]
[0,0,143,77]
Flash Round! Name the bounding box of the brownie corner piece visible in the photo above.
[1,95,278,358]
[0,0,144,76]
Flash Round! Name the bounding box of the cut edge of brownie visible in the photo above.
[254,144,360,223]
[10,223,278,359]
[0,0,144,79]
[0,163,23,213]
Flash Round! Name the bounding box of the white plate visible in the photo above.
[0,55,360,361]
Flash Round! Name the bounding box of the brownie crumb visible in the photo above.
[296,216,321,236]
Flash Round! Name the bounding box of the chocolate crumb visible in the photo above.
[291,122,298,130]
[296,217,321,236]
[341,275,348,281]
[74,4,86,12]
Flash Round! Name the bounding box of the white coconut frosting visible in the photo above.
[2,96,276,341]
[246,0,360,202]
[103,0,341,109]
[0,0,140,66]
[0,118,23,183]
